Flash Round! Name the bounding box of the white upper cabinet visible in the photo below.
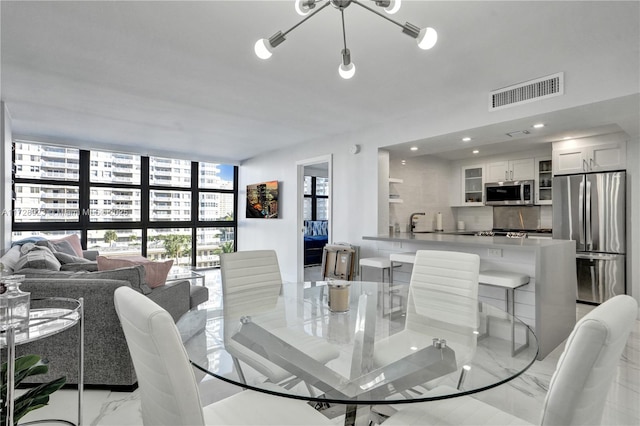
[535,157,552,205]
[486,158,535,182]
[553,135,627,175]
[461,164,485,206]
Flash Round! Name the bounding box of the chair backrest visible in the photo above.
[540,295,637,426]
[406,250,480,328]
[405,250,480,352]
[113,286,205,426]
[219,250,283,338]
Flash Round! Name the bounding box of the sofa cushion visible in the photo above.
[19,265,152,295]
[14,245,61,272]
[60,262,99,272]
[97,256,173,288]
[0,245,22,273]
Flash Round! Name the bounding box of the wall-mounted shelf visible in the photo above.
[389,198,403,203]
[389,177,403,184]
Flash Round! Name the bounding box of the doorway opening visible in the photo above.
[296,155,332,282]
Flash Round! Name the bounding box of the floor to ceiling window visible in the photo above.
[303,175,329,221]
[11,141,237,268]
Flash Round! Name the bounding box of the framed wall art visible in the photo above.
[246,180,279,219]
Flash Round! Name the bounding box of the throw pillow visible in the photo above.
[50,234,84,257]
[0,245,22,273]
[53,251,93,265]
[36,239,78,257]
[97,256,173,288]
[13,245,62,272]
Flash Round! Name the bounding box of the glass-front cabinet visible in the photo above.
[535,157,552,205]
[461,164,485,206]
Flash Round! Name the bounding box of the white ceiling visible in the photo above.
[1,1,639,164]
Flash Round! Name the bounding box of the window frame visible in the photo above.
[12,141,238,268]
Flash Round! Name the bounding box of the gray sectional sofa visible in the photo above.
[14,261,209,390]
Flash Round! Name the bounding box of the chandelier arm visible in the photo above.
[341,9,348,51]
[282,1,331,37]
[351,0,405,30]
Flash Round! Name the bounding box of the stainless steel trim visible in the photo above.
[585,178,591,250]
[578,177,585,248]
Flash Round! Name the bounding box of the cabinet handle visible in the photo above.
[510,170,513,180]
[583,159,588,171]
[589,157,594,171]
[505,171,508,180]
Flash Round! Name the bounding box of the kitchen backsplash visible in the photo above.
[453,205,552,231]
[493,206,541,229]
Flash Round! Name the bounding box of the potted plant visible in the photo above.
[1,355,66,426]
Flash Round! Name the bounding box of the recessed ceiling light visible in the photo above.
[472,150,479,154]
[410,146,418,151]
[401,160,407,165]
[462,137,471,142]
[533,123,545,128]
[563,136,572,140]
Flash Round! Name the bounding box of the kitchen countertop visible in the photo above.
[363,232,567,249]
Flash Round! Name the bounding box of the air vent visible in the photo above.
[489,72,564,111]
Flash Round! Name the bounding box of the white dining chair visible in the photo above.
[383,294,638,426]
[220,250,339,385]
[113,286,333,426]
[373,250,480,372]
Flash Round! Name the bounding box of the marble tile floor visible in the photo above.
[19,270,640,425]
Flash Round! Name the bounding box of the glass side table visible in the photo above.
[166,267,205,286]
[1,297,84,426]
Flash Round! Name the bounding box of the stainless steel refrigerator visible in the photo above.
[552,171,626,304]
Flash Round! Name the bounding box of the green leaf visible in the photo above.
[1,355,65,426]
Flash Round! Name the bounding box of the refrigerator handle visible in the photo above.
[579,178,585,246]
[585,179,592,250]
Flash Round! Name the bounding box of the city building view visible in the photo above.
[11,141,236,268]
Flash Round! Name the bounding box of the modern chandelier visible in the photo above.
[254,0,437,79]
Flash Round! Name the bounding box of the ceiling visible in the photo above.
[1,1,639,164]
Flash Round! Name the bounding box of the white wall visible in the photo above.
[388,154,455,232]
[1,102,12,252]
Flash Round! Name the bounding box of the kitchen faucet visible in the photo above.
[410,212,426,233]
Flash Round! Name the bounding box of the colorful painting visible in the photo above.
[246,181,279,219]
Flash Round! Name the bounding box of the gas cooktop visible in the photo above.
[491,228,552,235]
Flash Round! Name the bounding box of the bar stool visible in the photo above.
[389,252,416,284]
[359,257,391,283]
[359,257,394,315]
[478,270,530,355]
[386,252,416,315]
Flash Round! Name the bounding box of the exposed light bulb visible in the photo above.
[339,62,356,79]
[385,0,401,14]
[254,39,273,59]
[295,0,314,16]
[417,27,437,50]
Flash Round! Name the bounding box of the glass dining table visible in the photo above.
[176,281,538,426]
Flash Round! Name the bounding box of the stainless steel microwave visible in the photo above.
[484,180,534,206]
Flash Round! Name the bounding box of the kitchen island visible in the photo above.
[362,232,577,359]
